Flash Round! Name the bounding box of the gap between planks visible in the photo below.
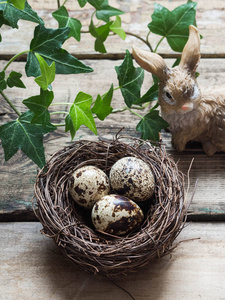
[1,53,225,62]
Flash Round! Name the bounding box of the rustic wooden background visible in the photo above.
[0,1,225,299]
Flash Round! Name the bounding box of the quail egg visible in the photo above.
[91,194,144,236]
[109,156,155,202]
[69,165,110,209]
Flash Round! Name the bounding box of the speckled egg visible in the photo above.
[91,194,144,236]
[69,166,110,209]
[109,156,155,202]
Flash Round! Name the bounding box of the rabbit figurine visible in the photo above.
[132,25,225,155]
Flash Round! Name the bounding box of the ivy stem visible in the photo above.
[112,104,148,114]
[3,50,30,72]
[62,0,68,6]
[52,123,66,127]
[50,102,72,106]
[127,108,142,119]
[124,31,153,52]
[0,91,21,117]
[50,111,68,115]
[57,0,60,8]
[154,36,165,53]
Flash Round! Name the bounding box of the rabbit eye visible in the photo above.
[163,91,176,105]
[166,92,172,99]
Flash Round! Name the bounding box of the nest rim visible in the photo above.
[34,136,187,277]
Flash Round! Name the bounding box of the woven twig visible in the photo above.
[34,136,187,277]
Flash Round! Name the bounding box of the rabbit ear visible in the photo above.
[132,46,168,81]
[180,25,201,73]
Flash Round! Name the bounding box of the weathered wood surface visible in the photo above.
[1,1,225,298]
[1,58,225,221]
[0,0,225,57]
[0,222,225,300]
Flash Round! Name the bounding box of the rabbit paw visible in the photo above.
[202,141,217,156]
[172,139,186,152]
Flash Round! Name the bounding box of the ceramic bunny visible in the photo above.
[132,25,225,155]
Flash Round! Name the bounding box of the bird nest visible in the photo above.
[34,136,188,277]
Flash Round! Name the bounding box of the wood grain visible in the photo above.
[1,58,225,220]
[0,0,225,55]
[1,2,225,297]
[0,222,225,300]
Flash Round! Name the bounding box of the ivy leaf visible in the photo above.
[34,54,55,90]
[7,71,26,89]
[0,71,7,91]
[0,1,44,29]
[110,16,126,40]
[89,20,112,53]
[65,115,75,140]
[77,0,87,7]
[10,0,26,10]
[25,25,93,77]
[52,6,82,41]
[135,77,159,105]
[0,111,55,168]
[115,50,144,108]
[87,0,124,23]
[136,110,169,141]
[92,84,113,120]
[22,90,54,126]
[65,92,97,139]
[0,11,10,27]
[148,2,197,52]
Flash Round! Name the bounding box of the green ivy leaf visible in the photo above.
[110,16,126,40]
[135,77,159,105]
[90,20,113,53]
[87,0,124,23]
[148,2,197,52]
[0,110,55,168]
[65,115,75,140]
[25,25,93,77]
[52,6,82,41]
[65,92,97,139]
[0,1,44,29]
[0,11,10,27]
[22,90,54,126]
[115,50,144,108]
[7,71,26,89]
[92,84,113,120]
[136,110,169,141]
[10,0,26,10]
[34,54,55,90]
[0,71,7,91]
[77,0,87,7]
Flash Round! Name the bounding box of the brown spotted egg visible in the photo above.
[69,166,110,209]
[91,194,144,236]
[109,156,155,202]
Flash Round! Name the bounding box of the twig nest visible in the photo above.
[34,136,187,277]
[109,156,155,202]
[69,165,110,209]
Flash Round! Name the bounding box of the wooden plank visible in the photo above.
[1,58,225,220]
[0,0,225,55]
[0,222,225,300]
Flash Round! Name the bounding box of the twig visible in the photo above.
[110,280,136,300]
